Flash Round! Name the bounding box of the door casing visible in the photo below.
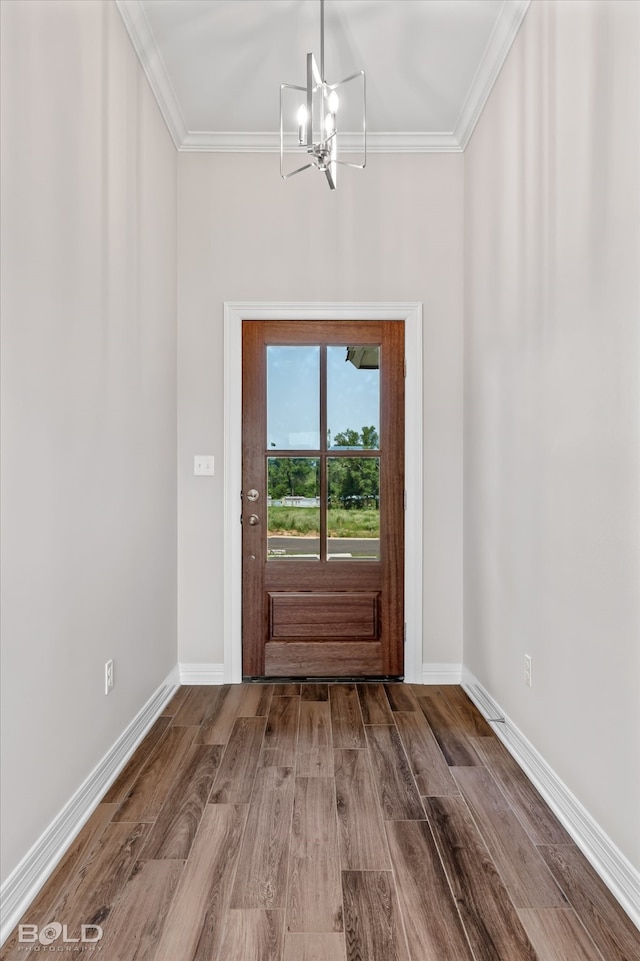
[223,302,423,683]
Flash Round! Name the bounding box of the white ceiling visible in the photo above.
[116,0,530,152]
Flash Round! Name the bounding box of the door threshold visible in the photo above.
[243,675,404,684]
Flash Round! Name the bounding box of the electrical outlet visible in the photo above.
[524,654,532,688]
[105,659,114,695]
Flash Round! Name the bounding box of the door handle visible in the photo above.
[248,514,260,526]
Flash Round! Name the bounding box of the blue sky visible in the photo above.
[267,345,380,449]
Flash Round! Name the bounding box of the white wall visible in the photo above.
[0,0,177,882]
[464,0,640,870]
[177,152,464,670]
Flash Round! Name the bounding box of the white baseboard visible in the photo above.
[422,662,462,684]
[178,664,462,685]
[0,667,180,947]
[178,662,225,684]
[462,668,640,930]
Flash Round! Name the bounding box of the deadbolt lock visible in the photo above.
[247,489,260,502]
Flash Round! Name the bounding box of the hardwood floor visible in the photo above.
[2,684,639,961]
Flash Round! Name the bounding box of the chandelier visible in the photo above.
[280,0,366,190]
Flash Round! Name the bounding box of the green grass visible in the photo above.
[268,507,320,536]
[268,506,379,538]
[328,509,380,538]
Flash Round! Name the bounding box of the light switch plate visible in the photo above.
[194,455,215,476]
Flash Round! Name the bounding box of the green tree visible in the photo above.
[328,427,379,509]
[360,425,379,449]
[268,458,318,500]
[268,429,379,509]
[332,425,379,450]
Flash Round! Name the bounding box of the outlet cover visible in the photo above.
[105,659,114,695]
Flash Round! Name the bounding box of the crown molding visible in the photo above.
[454,0,531,149]
[180,130,462,153]
[117,0,530,154]
[115,0,187,149]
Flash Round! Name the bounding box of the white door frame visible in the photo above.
[223,302,423,683]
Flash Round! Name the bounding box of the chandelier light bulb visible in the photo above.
[297,103,308,144]
[327,90,339,114]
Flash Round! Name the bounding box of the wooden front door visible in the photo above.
[242,320,405,678]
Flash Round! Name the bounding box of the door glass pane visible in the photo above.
[267,346,320,450]
[267,458,320,560]
[327,346,380,450]
[327,457,380,560]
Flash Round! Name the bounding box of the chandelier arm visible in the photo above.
[330,70,366,88]
[335,160,366,170]
[282,163,317,181]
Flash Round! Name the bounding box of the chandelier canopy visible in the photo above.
[280,0,366,190]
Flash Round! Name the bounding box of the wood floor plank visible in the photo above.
[198,685,249,745]
[230,766,295,909]
[21,803,117,919]
[0,803,119,961]
[452,766,567,908]
[160,685,190,716]
[329,685,366,749]
[152,804,248,961]
[385,819,475,961]
[538,844,640,961]
[209,717,267,804]
[286,777,343,933]
[384,683,420,712]
[237,683,274,716]
[98,859,183,961]
[417,694,483,766]
[283,933,346,961]
[43,821,150,939]
[364,725,424,820]
[517,909,607,961]
[342,871,410,961]
[262,696,300,767]
[114,725,199,822]
[447,686,494,736]
[8,682,635,961]
[141,745,222,860]
[215,910,284,961]
[173,685,225,727]
[103,718,172,802]
[334,749,390,871]
[425,796,538,961]
[273,683,300,695]
[471,737,573,845]
[357,683,394,723]
[301,683,329,701]
[394,711,459,796]
[410,684,458,698]
[297,701,333,777]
